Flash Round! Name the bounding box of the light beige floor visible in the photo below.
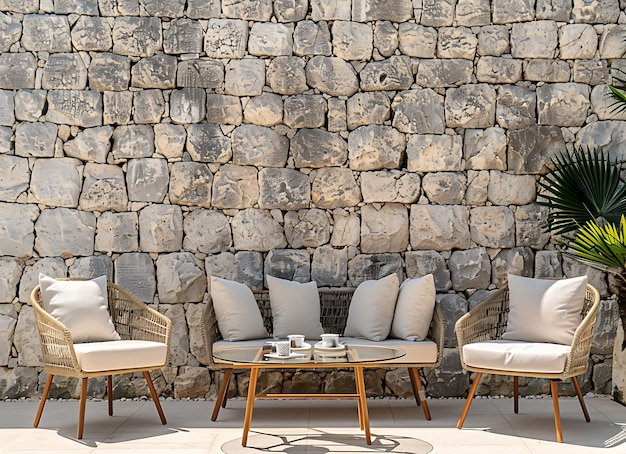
[0,395,625,453]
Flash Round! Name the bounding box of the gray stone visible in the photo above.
[161,304,188,366]
[0,202,38,258]
[312,168,361,209]
[405,250,452,292]
[360,56,413,92]
[183,209,231,254]
[311,0,351,20]
[259,168,311,210]
[126,158,169,203]
[138,204,183,253]
[99,0,140,15]
[511,21,558,58]
[112,17,162,57]
[537,83,590,127]
[169,162,213,208]
[348,125,405,171]
[174,367,210,399]
[437,27,477,60]
[30,158,82,208]
[600,25,626,59]
[53,0,98,14]
[130,90,164,125]
[331,208,360,246]
[470,206,515,248]
[170,88,206,124]
[524,59,570,82]
[466,170,490,206]
[22,14,71,52]
[285,209,331,248]
[563,257,608,297]
[352,0,413,22]
[331,21,373,61]
[508,125,565,174]
[347,253,404,287]
[265,249,311,283]
[493,0,534,23]
[47,90,102,127]
[156,252,206,304]
[177,59,224,88]
[105,91,132,125]
[477,25,510,56]
[534,250,563,278]
[0,13,21,53]
[114,253,156,303]
[68,255,114,281]
[0,53,36,89]
[574,59,608,85]
[464,127,507,170]
[0,0,37,12]
[328,98,347,132]
[14,307,42,367]
[211,164,258,209]
[95,212,138,253]
[0,258,22,303]
[267,56,307,95]
[306,56,359,96]
[421,0,455,26]
[112,125,154,160]
[438,297,468,348]
[476,57,522,84]
[346,92,390,130]
[422,172,466,205]
[186,124,231,163]
[232,125,288,167]
[445,84,496,128]
[131,54,177,89]
[537,0,572,20]
[164,19,203,54]
[34,208,96,258]
[491,247,534,287]
[186,304,206,366]
[204,19,248,59]
[0,366,38,398]
[292,129,347,168]
[410,205,470,251]
[0,155,29,202]
[0,313,16,365]
[456,0,491,25]
[18,257,66,304]
[416,59,474,88]
[361,203,408,254]
[449,248,491,291]
[560,24,598,59]
[284,95,327,128]
[244,93,283,126]
[71,16,112,51]
[592,300,618,355]
[573,0,620,23]
[88,53,131,92]
[392,89,445,134]
[232,209,287,252]
[14,89,46,122]
[15,122,57,158]
[154,124,186,159]
[424,349,469,397]
[496,85,537,130]
[206,94,242,125]
[0,126,9,153]
[225,58,265,97]
[186,0,220,18]
[223,0,272,20]
[274,0,308,22]
[64,126,113,163]
[206,251,264,290]
[248,22,294,57]
[293,20,332,56]
[361,170,420,204]
[515,204,550,249]
[591,84,626,120]
[575,121,626,162]
[79,163,128,212]
[374,21,398,57]
[311,245,348,287]
[406,134,463,172]
[488,171,536,205]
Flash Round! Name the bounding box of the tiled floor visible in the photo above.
[0,395,625,453]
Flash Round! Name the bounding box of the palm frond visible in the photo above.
[564,216,626,274]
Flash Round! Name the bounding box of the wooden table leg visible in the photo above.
[354,365,364,430]
[242,367,259,447]
[354,366,371,445]
[211,368,232,421]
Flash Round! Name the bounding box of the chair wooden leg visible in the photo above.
[77,377,88,439]
[409,368,431,420]
[407,367,422,406]
[34,374,53,428]
[144,371,167,425]
[550,380,563,443]
[457,372,482,429]
[572,376,591,422]
[107,375,113,416]
[212,368,232,421]
[513,376,519,414]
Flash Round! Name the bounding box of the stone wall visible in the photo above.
[1,0,625,400]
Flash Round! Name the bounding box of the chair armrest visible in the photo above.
[428,301,445,367]
[455,286,509,348]
[564,284,601,376]
[199,296,220,367]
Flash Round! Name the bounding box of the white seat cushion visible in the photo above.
[74,340,168,373]
[343,337,438,364]
[462,340,571,374]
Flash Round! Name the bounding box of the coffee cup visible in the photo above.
[275,341,291,357]
[320,333,339,348]
[288,334,305,348]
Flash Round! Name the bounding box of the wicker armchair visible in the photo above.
[455,282,600,442]
[31,280,172,439]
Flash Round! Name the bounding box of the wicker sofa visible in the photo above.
[199,287,444,421]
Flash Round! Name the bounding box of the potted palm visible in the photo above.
[537,147,626,405]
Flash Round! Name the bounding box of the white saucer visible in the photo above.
[313,342,347,357]
[264,352,307,360]
[291,342,312,351]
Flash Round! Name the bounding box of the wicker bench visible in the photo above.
[199,287,444,421]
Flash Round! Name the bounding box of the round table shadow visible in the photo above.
[221,431,433,454]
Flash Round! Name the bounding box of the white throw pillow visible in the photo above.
[502,274,588,345]
[39,274,121,344]
[390,274,436,341]
[344,273,400,341]
[267,275,324,339]
[210,276,268,341]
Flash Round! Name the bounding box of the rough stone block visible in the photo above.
[493,0,534,23]
[421,0,454,26]
[46,90,102,127]
[225,58,265,97]
[449,248,491,291]
[284,95,326,128]
[157,253,206,304]
[259,168,311,210]
[88,53,131,92]
[563,257,608,297]
[243,93,283,126]
[348,125,404,171]
[600,25,626,59]
[95,212,138,253]
[560,24,598,59]
[437,27,477,60]
[170,88,206,124]
[206,251,264,291]
[186,0,220,18]
[491,247,534,287]
[352,0,413,22]
[445,84,496,128]
[0,202,38,258]
[22,14,71,52]
[312,168,361,209]
[112,17,162,57]
[311,246,348,287]
[406,134,463,172]
[186,123,231,163]
[223,0,272,20]
[537,0,572,20]
[410,205,470,250]
[71,16,112,51]
[177,59,224,88]
[264,249,311,283]
[524,59,570,82]
[139,204,183,253]
[294,20,332,56]
[112,125,154,160]
[509,125,565,174]
[416,59,473,88]
[0,53,35,89]
[496,85,537,130]
[534,250,563,278]
[328,98,347,132]
[573,0,620,23]
[79,162,128,212]
[164,19,202,54]
[347,92,390,130]
[30,158,82,208]
[0,89,13,126]
[169,162,213,208]
[488,171,536,205]
[470,206,515,248]
[311,0,351,20]
[174,367,210,399]
[204,19,248,59]
[422,172,466,205]
[232,209,287,252]
[0,258,22,303]
[456,0,491,25]
[248,22,293,57]
[154,123,186,159]
[183,209,231,253]
[211,165,258,209]
[347,253,404,287]
[267,56,307,95]
[511,21,558,58]
[291,129,347,168]
[575,120,626,159]
[574,59,608,85]
[103,91,132,125]
[132,89,164,124]
[14,89,47,122]
[306,56,359,96]
[405,250,451,291]
[274,0,308,22]
[374,21,398,57]
[285,209,331,248]
[359,56,413,91]
[131,54,177,89]
[18,257,66,304]
[515,204,550,249]
[68,255,114,281]
[14,307,42,367]
[477,25,510,56]
[331,20,373,61]
[0,12,22,53]
[361,203,408,253]
[34,208,96,258]
[98,0,140,16]
[331,209,360,246]
[464,127,507,170]
[537,83,590,126]
[15,122,57,158]
[113,253,156,303]
[126,158,169,203]
[476,57,522,84]
[361,170,420,204]
[591,84,626,120]
[466,170,489,205]
[392,88,444,134]
[0,313,16,364]
[0,126,10,153]
[0,155,29,202]
[206,94,242,125]
[232,124,287,167]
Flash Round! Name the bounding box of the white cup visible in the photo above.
[288,334,305,348]
[275,341,291,357]
[321,333,339,348]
